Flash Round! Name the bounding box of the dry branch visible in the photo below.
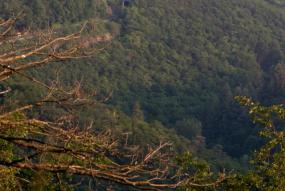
[0,16,228,190]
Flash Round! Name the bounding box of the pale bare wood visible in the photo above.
[0,15,229,190]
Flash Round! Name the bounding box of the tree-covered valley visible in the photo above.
[1,0,285,190]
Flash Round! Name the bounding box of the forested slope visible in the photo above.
[83,0,285,157]
[1,0,285,161]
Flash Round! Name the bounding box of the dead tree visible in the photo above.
[0,15,228,190]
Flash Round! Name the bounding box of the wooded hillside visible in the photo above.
[1,0,285,186]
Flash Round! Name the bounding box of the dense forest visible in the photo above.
[1,0,285,190]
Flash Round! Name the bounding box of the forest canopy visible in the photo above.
[0,0,285,190]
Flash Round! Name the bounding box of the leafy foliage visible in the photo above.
[1,0,285,189]
[232,96,285,190]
